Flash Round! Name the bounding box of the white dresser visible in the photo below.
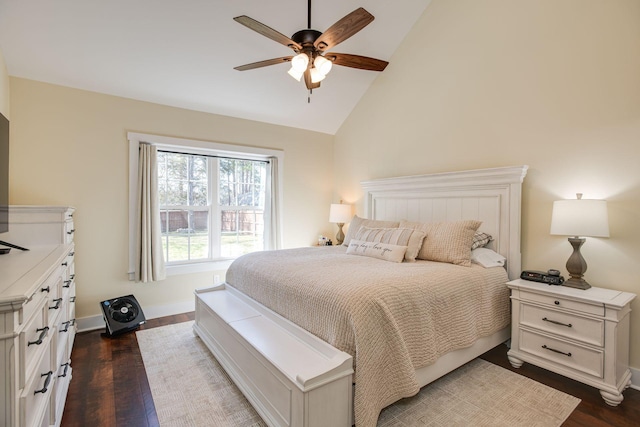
[0,206,77,427]
[507,278,636,406]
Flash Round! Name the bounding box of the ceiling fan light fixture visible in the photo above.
[291,53,310,72]
[287,66,304,81]
[314,55,333,75]
[310,67,326,84]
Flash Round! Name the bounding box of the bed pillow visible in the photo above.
[346,239,408,263]
[471,247,506,268]
[353,226,426,262]
[342,215,400,246]
[399,220,482,266]
[471,231,493,250]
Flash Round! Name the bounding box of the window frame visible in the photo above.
[128,132,284,279]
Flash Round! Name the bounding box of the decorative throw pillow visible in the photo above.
[471,231,493,250]
[353,226,426,262]
[399,220,482,266]
[342,215,400,246]
[346,239,408,263]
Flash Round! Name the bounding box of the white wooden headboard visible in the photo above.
[361,165,528,280]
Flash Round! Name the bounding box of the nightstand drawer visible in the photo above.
[520,329,603,378]
[521,303,604,346]
[519,290,604,316]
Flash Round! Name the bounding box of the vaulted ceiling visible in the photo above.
[0,1,432,134]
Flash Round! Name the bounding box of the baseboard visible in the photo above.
[76,299,196,333]
[630,366,640,391]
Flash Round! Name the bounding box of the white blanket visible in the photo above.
[226,246,510,427]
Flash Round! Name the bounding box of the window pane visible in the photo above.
[160,209,209,262]
[220,209,264,257]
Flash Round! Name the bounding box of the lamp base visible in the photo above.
[562,277,591,290]
[335,223,345,245]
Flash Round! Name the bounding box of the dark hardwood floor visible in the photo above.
[62,313,640,426]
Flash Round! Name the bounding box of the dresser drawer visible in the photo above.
[20,341,54,427]
[64,220,75,243]
[521,303,604,346]
[519,329,604,378]
[519,290,604,316]
[21,286,48,327]
[19,304,49,389]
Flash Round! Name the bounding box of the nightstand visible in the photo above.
[507,278,636,406]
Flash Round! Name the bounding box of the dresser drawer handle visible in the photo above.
[60,321,71,333]
[554,300,560,305]
[542,344,572,357]
[28,326,49,346]
[49,298,63,310]
[542,317,572,328]
[34,371,53,394]
[67,229,75,235]
[63,280,72,288]
[58,362,70,378]
[70,296,76,303]
[61,262,68,267]
[41,286,50,293]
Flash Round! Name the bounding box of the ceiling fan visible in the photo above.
[233,0,389,92]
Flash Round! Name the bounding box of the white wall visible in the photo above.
[335,0,640,368]
[8,77,335,322]
[0,49,9,118]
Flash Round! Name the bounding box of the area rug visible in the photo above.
[137,321,580,427]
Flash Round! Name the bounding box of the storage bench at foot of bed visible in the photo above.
[193,284,354,427]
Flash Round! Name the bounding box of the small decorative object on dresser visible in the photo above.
[507,278,636,406]
[0,206,77,427]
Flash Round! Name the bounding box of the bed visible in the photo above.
[194,165,528,427]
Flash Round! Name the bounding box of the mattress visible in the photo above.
[226,245,510,426]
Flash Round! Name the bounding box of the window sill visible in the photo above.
[128,259,234,281]
[166,259,234,276]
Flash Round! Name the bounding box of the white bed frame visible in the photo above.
[194,165,528,427]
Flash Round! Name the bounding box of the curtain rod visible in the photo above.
[156,149,270,164]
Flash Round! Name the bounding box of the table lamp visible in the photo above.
[329,202,352,245]
[550,193,609,289]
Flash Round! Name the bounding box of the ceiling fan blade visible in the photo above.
[325,53,388,71]
[234,15,302,51]
[314,8,374,52]
[234,57,292,71]
[303,69,321,90]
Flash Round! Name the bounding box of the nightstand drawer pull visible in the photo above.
[542,317,572,328]
[542,344,571,357]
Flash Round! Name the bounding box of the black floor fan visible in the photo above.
[100,295,146,337]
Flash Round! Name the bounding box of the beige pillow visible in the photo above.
[346,239,407,263]
[354,226,426,262]
[342,215,400,246]
[399,220,482,266]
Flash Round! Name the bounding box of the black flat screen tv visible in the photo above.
[0,112,8,234]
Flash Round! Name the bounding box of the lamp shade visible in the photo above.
[329,203,352,224]
[550,199,609,238]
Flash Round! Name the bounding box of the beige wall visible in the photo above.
[9,78,334,320]
[0,49,9,118]
[335,0,640,368]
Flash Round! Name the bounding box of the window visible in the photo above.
[157,152,267,263]
[128,133,283,278]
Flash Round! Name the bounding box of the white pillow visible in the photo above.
[353,226,426,262]
[471,247,506,268]
[346,239,408,263]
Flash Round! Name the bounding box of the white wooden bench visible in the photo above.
[193,284,354,427]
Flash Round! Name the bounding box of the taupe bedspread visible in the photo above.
[226,246,510,427]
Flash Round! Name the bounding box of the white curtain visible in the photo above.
[135,143,166,282]
[263,156,281,250]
